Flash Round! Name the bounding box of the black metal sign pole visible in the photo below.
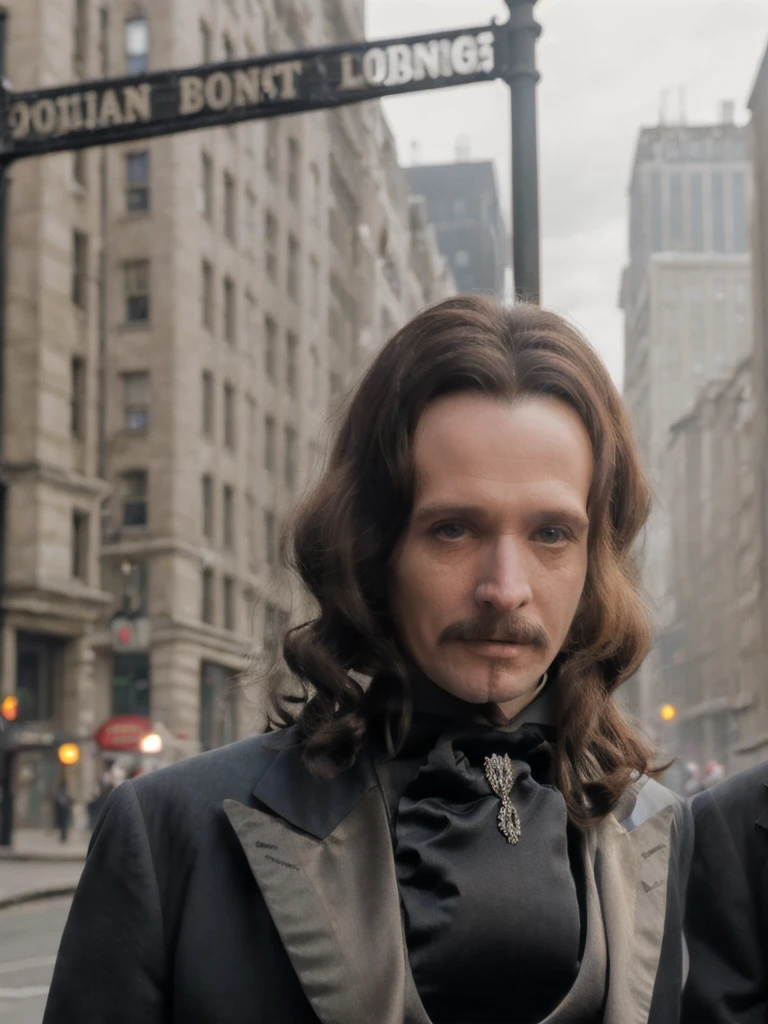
[504,0,541,304]
[0,6,12,848]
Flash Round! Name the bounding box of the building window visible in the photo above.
[73,0,88,77]
[650,170,663,252]
[202,370,214,437]
[124,260,150,324]
[669,172,683,248]
[223,576,235,631]
[112,653,150,717]
[264,315,277,381]
[245,293,257,362]
[223,34,234,62]
[246,395,257,468]
[245,189,256,240]
[72,231,88,309]
[123,371,150,431]
[286,333,298,396]
[246,493,257,570]
[201,260,213,330]
[200,661,237,749]
[126,151,150,213]
[202,474,214,540]
[265,416,276,472]
[266,121,279,179]
[121,470,148,528]
[125,16,149,75]
[265,210,278,282]
[223,277,236,345]
[712,171,726,253]
[310,162,321,221]
[73,150,87,188]
[690,172,704,252]
[71,356,86,440]
[201,152,213,221]
[284,426,297,490]
[223,486,235,550]
[309,255,320,308]
[224,172,236,243]
[72,510,89,581]
[224,383,236,449]
[265,510,276,566]
[287,234,300,300]
[288,137,301,201]
[733,172,748,253]
[200,19,212,63]
[201,568,214,624]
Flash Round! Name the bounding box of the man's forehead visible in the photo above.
[411,394,594,503]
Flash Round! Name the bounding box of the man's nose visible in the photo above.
[473,536,533,613]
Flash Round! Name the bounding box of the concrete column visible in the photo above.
[1,621,16,695]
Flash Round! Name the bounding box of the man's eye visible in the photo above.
[536,526,569,545]
[433,523,467,541]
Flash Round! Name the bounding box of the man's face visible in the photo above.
[389,394,593,717]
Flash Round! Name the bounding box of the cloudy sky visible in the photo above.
[366,0,768,384]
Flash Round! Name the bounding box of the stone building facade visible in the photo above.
[620,118,753,733]
[661,359,761,772]
[0,0,454,825]
[746,41,768,765]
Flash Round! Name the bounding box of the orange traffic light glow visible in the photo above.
[660,704,677,723]
[58,743,81,766]
[1,695,18,721]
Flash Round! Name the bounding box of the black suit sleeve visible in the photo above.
[682,788,767,1023]
[43,781,169,1023]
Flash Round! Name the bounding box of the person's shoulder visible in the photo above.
[129,727,301,812]
[692,760,768,823]
[617,774,689,831]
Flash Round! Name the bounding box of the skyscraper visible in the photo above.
[620,112,752,730]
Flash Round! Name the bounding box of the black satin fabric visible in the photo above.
[384,714,583,1024]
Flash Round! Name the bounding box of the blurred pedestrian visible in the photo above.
[682,761,768,1021]
[54,781,73,844]
[683,760,704,797]
[43,297,692,1023]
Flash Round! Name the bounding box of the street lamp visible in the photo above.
[503,0,542,304]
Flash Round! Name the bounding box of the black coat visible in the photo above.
[43,728,692,1024]
[682,762,768,1022]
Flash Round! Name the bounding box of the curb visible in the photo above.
[0,885,78,911]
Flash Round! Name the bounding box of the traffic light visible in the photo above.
[57,743,81,766]
[1,695,18,722]
[660,704,677,723]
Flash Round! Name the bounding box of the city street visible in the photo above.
[0,897,69,1024]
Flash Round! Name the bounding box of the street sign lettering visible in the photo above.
[2,25,499,159]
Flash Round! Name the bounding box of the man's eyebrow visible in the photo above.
[413,502,590,530]
[413,503,489,523]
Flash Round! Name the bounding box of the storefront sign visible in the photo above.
[3,25,498,158]
[95,714,152,752]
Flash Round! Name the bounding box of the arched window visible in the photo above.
[125,16,149,75]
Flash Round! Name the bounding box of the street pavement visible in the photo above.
[0,895,71,1023]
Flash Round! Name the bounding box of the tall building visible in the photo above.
[662,359,760,773]
[407,161,507,296]
[1,0,454,827]
[620,114,753,732]
[745,40,768,766]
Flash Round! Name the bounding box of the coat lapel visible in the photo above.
[224,736,430,1024]
[597,791,676,1024]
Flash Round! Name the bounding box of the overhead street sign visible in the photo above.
[3,25,498,159]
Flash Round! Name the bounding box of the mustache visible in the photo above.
[438,611,549,649]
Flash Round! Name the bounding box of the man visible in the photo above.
[683,762,768,1021]
[44,296,692,1023]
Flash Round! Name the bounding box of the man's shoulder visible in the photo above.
[129,727,301,811]
[693,760,768,824]
[616,774,689,832]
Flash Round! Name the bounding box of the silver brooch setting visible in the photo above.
[484,753,522,845]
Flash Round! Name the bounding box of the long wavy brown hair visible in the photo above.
[273,295,655,828]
